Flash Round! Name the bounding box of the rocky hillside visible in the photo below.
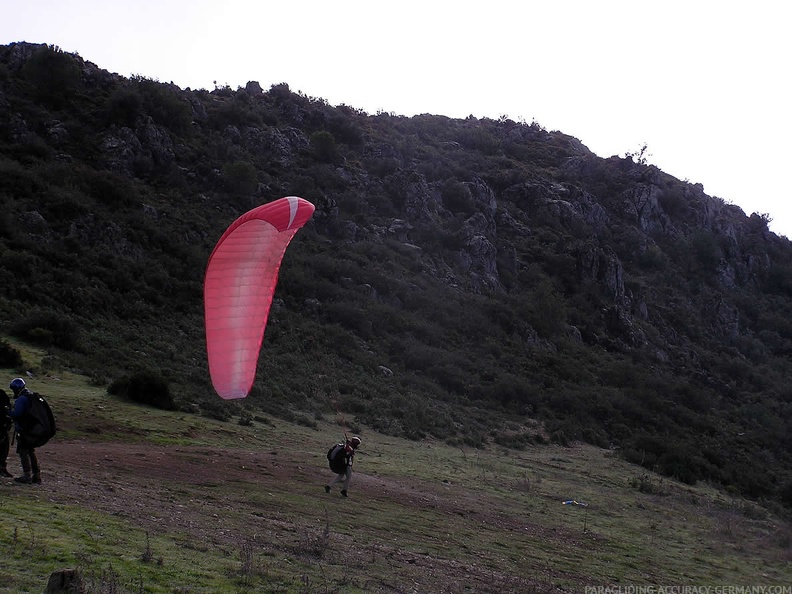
[2,42,791,508]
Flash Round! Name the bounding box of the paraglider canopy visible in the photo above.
[204,196,315,399]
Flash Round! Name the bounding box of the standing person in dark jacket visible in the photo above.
[8,378,41,484]
[325,436,361,497]
[0,389,12,477]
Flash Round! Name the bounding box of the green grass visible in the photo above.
[0,504,235,592]
[1,341,790,592]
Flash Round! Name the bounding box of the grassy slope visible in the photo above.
[0,341,789,593]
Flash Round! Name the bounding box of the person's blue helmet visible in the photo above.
[9,378,26,393]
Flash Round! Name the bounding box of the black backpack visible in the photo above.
[327,443,347,474]
[20,392,57,448]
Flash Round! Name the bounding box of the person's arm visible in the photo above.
[9,395,27,419]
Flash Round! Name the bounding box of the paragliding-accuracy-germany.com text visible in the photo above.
[585,587,791,594]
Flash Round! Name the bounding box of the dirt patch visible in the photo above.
[5,439,580,593]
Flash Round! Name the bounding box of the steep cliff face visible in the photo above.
[1,43,786,346]
[2,42,792,504]
[354,148,781,354]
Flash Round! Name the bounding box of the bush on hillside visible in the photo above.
[441,179,475,215]
[10,310,82,350]
[223,160,258,194]
[310,131,339,163]
[108,370,175,410]
[0,339,23,368]
[21,45,81,107]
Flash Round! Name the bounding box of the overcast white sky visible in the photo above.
[4,1,790,237]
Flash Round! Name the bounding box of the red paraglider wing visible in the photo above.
[204,196,315,399]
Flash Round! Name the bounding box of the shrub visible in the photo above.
[106,87,143,127]
[484,375,538,415]
[108,370,175,410]
[779,481,792,509]
[21,45,81,107]
[10,310,81,350]
[327,114,364,146]
[657,446,700,485]
[208,95,262,128]
[0,339,23,368]
[293,413,318,429]
[199,398,234,421]
[528,280,568,339]
[223,161,258,194]
[456,127,499,155]
[135,77,192,132]
[637,245,666,271]
[493,431,537,449]
[310,131,339,163]
[690,231,722,273]
[441,179,475,215]
[658,186,686,217]
[84,170,137,207]
[629,472,667,494]
[622,433,666,468]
